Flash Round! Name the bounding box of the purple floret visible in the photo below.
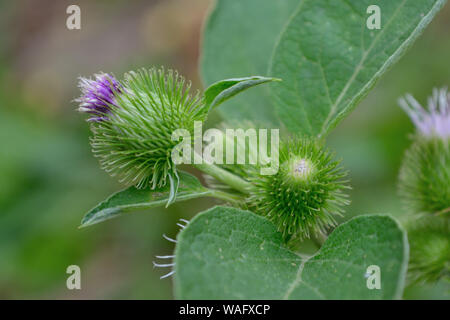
[76,73,121,122]
[399,87,450,139]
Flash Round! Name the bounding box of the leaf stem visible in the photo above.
[193,163,254,194]
[209,190,244,203]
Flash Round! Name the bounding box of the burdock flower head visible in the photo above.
[76,68,278,207]
[398,87,450,217]
[247,136,350,241]
[76,68,208,201]
[76,73,122,122]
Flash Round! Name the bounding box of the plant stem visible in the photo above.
[193,163,254,194]
[209,190,244,203]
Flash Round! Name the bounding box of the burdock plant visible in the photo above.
[77,68,277,205]
[398,87,450,283]
[77,67,349,238]
[75,0,447,300]
[81,69,208,194]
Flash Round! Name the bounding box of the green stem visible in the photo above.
[209,190,244,203]
[193,163,254,195]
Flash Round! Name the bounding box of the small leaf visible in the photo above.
[80,171,211,228]
[166,170,180,208]
[175,206,408,299]
[204,76,280,111]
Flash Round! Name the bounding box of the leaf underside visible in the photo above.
[175,206,408,299]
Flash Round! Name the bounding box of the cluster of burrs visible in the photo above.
[398,87,450,283]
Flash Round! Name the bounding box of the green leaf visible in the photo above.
[80,171,211,228]
[202,0,446,135]
[174,206,408,299]
[166,170,180,208]
[204,76,280,112]
[270,0,446,136]
[201,0,299,126]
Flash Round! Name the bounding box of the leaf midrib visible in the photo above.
[283,258,307,299]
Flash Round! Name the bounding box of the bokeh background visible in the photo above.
[0,0,448,299]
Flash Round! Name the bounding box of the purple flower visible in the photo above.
[76,73,121,122]
[399,87,450,139]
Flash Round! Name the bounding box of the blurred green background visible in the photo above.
[0,0,448,299]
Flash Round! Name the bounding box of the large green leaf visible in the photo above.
[202,0,446,135]
[80,171,211,228]
[174,206,408,299]
[270,0,446,136]
[201,0,299,126]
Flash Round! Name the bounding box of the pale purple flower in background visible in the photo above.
[76,73,121,122]
[398,87,450,139]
